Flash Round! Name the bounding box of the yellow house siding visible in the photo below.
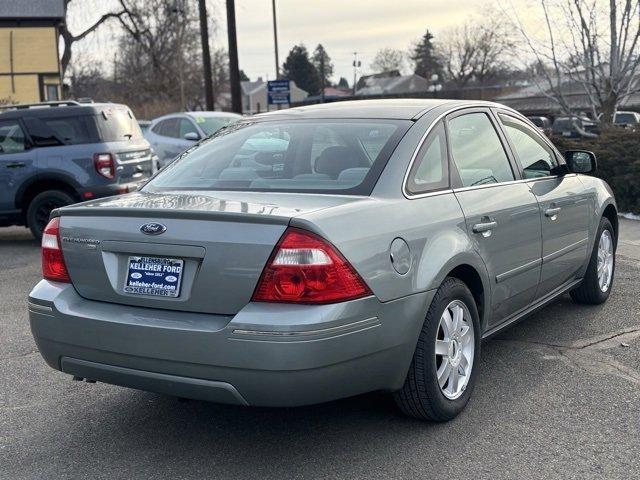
[0,74,40,103]
[0,27,59,74]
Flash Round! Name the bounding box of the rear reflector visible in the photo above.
[42,217,71,283]
[93,153,115,179]
[252,227,371,304]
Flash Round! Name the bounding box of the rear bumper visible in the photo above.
[29,281,433,407]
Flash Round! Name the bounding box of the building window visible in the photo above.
[46,85,59,101]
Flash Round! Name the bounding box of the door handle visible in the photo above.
[472,220,498,234]
[545,207,561,218]
[5,162,26,168]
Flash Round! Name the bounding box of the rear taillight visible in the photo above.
[252,227,372,304]
[42,217,70,283]
[93,153,115,179]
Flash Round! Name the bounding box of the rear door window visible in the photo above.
[448,112,515,187]
[0,120,26,153]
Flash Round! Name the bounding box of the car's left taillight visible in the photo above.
[42,217,71,283]
[93,153,115,179]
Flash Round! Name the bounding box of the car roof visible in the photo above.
[185,111,242,119]
[0,102,131,120]
[249,99,503,121]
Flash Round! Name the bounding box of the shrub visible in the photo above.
[551,129,640,214]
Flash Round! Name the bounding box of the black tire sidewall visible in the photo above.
[26,190,74,240]
[421,279,481,419]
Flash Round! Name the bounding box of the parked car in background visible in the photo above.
[552,115,599,138]
[597,111,640,129]
[137,120,152,134]
[29,100,617,421]
[526,116,552,136]
[0,101,153,239]
[145,111,242,168]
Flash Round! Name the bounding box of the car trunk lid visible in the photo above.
[56,190,362,315]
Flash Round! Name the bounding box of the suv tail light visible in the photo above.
[93,153,115,179]
[42,217,71,283]
[252,227,372,304]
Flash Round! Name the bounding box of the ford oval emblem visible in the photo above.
[140,222,166,235]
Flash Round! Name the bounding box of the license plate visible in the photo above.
[124,256,184,297]
[562,131,572,137]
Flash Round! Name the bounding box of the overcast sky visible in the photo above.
[71,0,539,85]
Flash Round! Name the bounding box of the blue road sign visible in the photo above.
[267,79,291,105]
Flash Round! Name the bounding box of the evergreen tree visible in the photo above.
[412,30,443,80]
[312,44,334,86]
[282,44,321,96]
[337,77,349,89]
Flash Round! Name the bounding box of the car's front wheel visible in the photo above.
[570,217,615,305]
[394,277,481,421]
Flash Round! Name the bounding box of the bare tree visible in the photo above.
[439,18,514,88]
[504,0,640,126]
[370,48,406,74]
[60,0,138,77]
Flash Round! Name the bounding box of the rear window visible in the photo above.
[192,115,240,136]
[95,107,143,142]
[145,119,410,195]
[615,113,637,124]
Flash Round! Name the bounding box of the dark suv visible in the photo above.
[0,101,153,238]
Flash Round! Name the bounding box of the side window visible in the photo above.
[0,120,26,153]
[448,112,514,187]
[406,121,449,194]
[499,114,558,179]
[41,116,94,145]
[155,119,179,138]
[178,119,199,138]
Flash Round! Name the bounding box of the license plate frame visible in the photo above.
[124,256,184,298]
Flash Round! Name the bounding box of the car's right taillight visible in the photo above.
[252,227,372,304]
[42,217,70,283]
[93,153,115,179]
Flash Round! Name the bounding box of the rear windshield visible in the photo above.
[145,119,410,195]
[191,115,240,136]
[615,113,637,124]
[95,107,143,141]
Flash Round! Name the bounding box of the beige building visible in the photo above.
[0,1,64,104]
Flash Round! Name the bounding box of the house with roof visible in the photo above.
[0,0,65,104]
[355,72,430,97]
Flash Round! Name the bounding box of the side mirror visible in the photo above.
[184,132,200,141]
[564,150,597,174]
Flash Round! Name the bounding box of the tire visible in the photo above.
[26,190,75,240]
[394,277,481,421]
[570,217,615,305]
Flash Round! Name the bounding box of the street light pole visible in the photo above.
[272,0,279,79]
[198,0,214,110]
[226,0,242,114]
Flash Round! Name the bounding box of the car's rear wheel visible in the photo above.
[26,190,75,240]
[394,277,481,421]
[570,217,615,305]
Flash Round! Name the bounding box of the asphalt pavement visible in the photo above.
[1,219,639,479]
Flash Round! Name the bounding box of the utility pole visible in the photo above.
[226,0,242,114]
[352,52,361,95]
[198,0,214,110]
[272,0,279,79]
[320,51,325,103]
[172,1,186,110]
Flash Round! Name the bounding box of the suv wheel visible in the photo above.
[394,277,481,421]
[570,217,615,305]
[26,190,75,240]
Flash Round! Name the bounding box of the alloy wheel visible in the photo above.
[435,300,475,400]
[597,229,614,292]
